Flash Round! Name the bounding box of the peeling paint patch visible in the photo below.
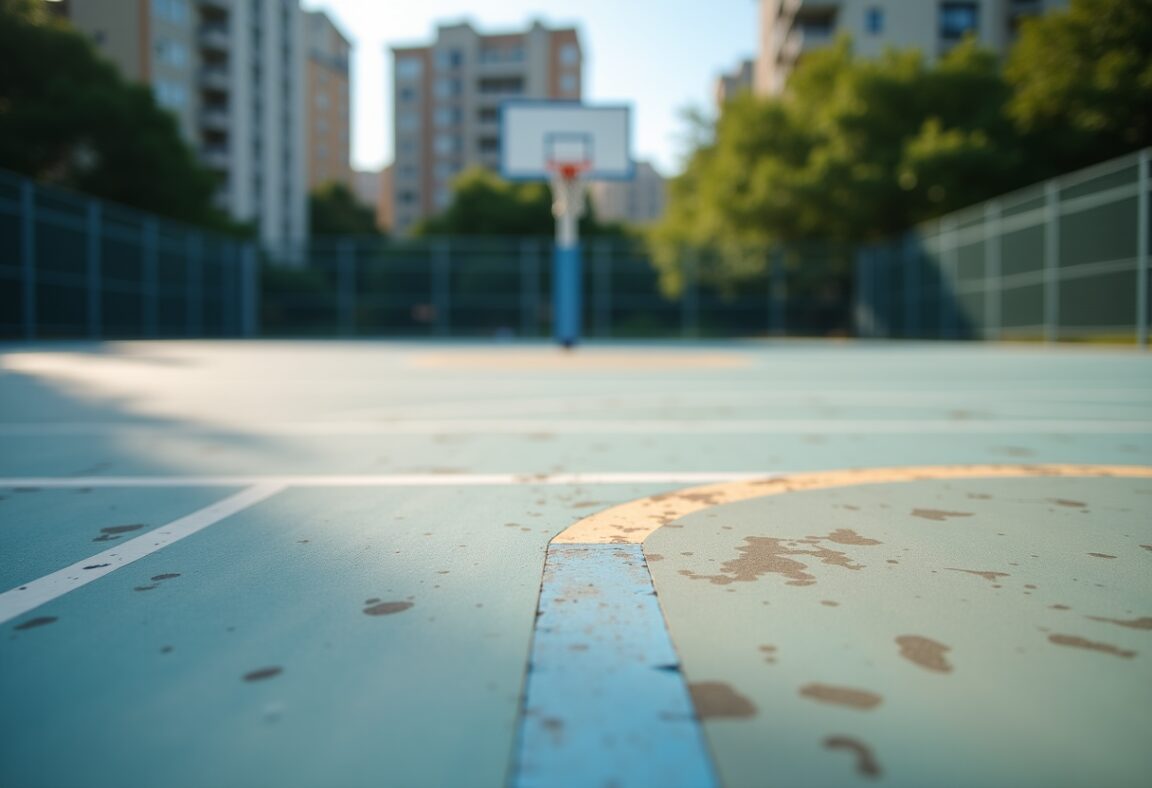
[1087,553,1117,559]
[363,601,413,616]
[93,524,145,542]
[911,509,973,522]
[1048,634,1136,659]
[1086,616,1152,631]
[947,568,1010,583]
[824,736,882,778]
[799,684,883,710]
[689,682,757,719]
[821,529,881,546]
[895,635,953,673]
[14,616,57,631]
[243,666,283,682]
[1051,499,1087,508]
[680,533,875,587]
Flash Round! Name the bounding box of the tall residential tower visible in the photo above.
[53,0,307,258]
[390,20,583,235]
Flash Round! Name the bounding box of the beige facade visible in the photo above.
[588,161,667,227]
[49,0,308,259]
[390,20,583,235]
[306,11,352,191]
[756,0,1069,96]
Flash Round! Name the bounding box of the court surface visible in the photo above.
[1,340,1150,788]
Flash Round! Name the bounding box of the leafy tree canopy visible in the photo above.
[415,166,630,238]
[0,0,232,229]
[309,182,382,236]
[1006,0,1152,172]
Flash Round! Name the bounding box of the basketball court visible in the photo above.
[1,339,1150,787]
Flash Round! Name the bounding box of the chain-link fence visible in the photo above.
[0,170,256,340]
[3,149,1148,344]
[856,149,1150,345]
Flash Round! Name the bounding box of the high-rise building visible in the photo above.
[715,58,755,106]
[756,0,1069,96]
[53,0,307,259]
[305,10,352,191]
[390,20,583,235]
[588,161,667,227]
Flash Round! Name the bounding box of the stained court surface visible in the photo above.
[0,341,1149,788]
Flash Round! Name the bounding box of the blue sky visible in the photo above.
[300,0,760,177]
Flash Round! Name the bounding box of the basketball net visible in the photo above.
[548,162,588,221]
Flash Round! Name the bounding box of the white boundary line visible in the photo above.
[0,420,1149,435]
[0,472,781,489]
[0,484,284,626]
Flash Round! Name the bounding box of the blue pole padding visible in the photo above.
[553,242,582,347]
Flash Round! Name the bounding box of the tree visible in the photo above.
[0,0,230,229]
[415,166,630,238]
[309,182,381,236]
[650,36,1027,294]
[1006,0,1152,174]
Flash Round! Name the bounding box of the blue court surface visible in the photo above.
[1,340,1150,788]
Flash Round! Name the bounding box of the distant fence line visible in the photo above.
[1,150,1148,345]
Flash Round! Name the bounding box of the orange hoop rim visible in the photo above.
[547,161,591,180]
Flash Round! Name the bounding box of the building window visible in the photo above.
[398,86,417,103]
[940,2,979,40]
[395,57,423,80]
[477,106,499,123]
[435,48,463,70]
[154,79,188,109]
[560,73,577,94]
[434,106,461,127]
[560,43,578,65]
[155,39,187,68]
[433,134,459,156]
[152,0,188,25]
[398,111,419,132]
[865,6,884,35]
[433,77,461,99]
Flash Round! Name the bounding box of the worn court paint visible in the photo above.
[0,472,781,488]
[646,476,1152,787]
[514,544,717,788]
[3,418,1150,435]
[554,464,1152,544]
[0,484,283,624]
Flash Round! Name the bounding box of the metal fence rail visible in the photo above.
[856,148,1151,345]
[3,149,1149,344]
[0,170,256,340]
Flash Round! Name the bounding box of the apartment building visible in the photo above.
[390,20,583,235]
[588,161,667,227]
[305,10,352,191]
[715,58,756,106]
[756,0,1069,95]
[53,0,307,259]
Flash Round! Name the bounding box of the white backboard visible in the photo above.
[501,102,633,181]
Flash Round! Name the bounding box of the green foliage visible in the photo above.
[0,0,232,230]
[415,166,631,238]
[309,182,382,236]
[1006,0,1152,172]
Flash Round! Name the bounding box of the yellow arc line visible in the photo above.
[551,464,1152,545]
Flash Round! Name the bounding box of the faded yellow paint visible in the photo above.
[551,465,1152,545]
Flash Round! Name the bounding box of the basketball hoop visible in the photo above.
[547,160,590,221]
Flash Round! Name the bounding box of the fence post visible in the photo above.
[681,248,699,339]
[1137,149,1149,350]
[241,243,259,338]
[142,217,159,338]
[519,239,539,338]
[1044,180,1060,343]
[941,217,958,339]
[984,200,1001,341]
[434,239,450,337]
[853,246,869,339]
[86,202,103,339]
[595,239,612,339]
[903,233,918,339]
[186,233,203,337]
[338,239,356,337]
[20,180,36,340]
[770,245,786,336]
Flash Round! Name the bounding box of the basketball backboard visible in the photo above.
[500,102,633,182]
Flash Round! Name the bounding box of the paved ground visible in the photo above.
[0,340,1149,788]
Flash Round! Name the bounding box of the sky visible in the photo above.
[299,0,760,177]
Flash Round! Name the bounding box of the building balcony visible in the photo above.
[200,67,230,92]
[201,145,230,171]
[200,109,230,131]
[199,25,230,52]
